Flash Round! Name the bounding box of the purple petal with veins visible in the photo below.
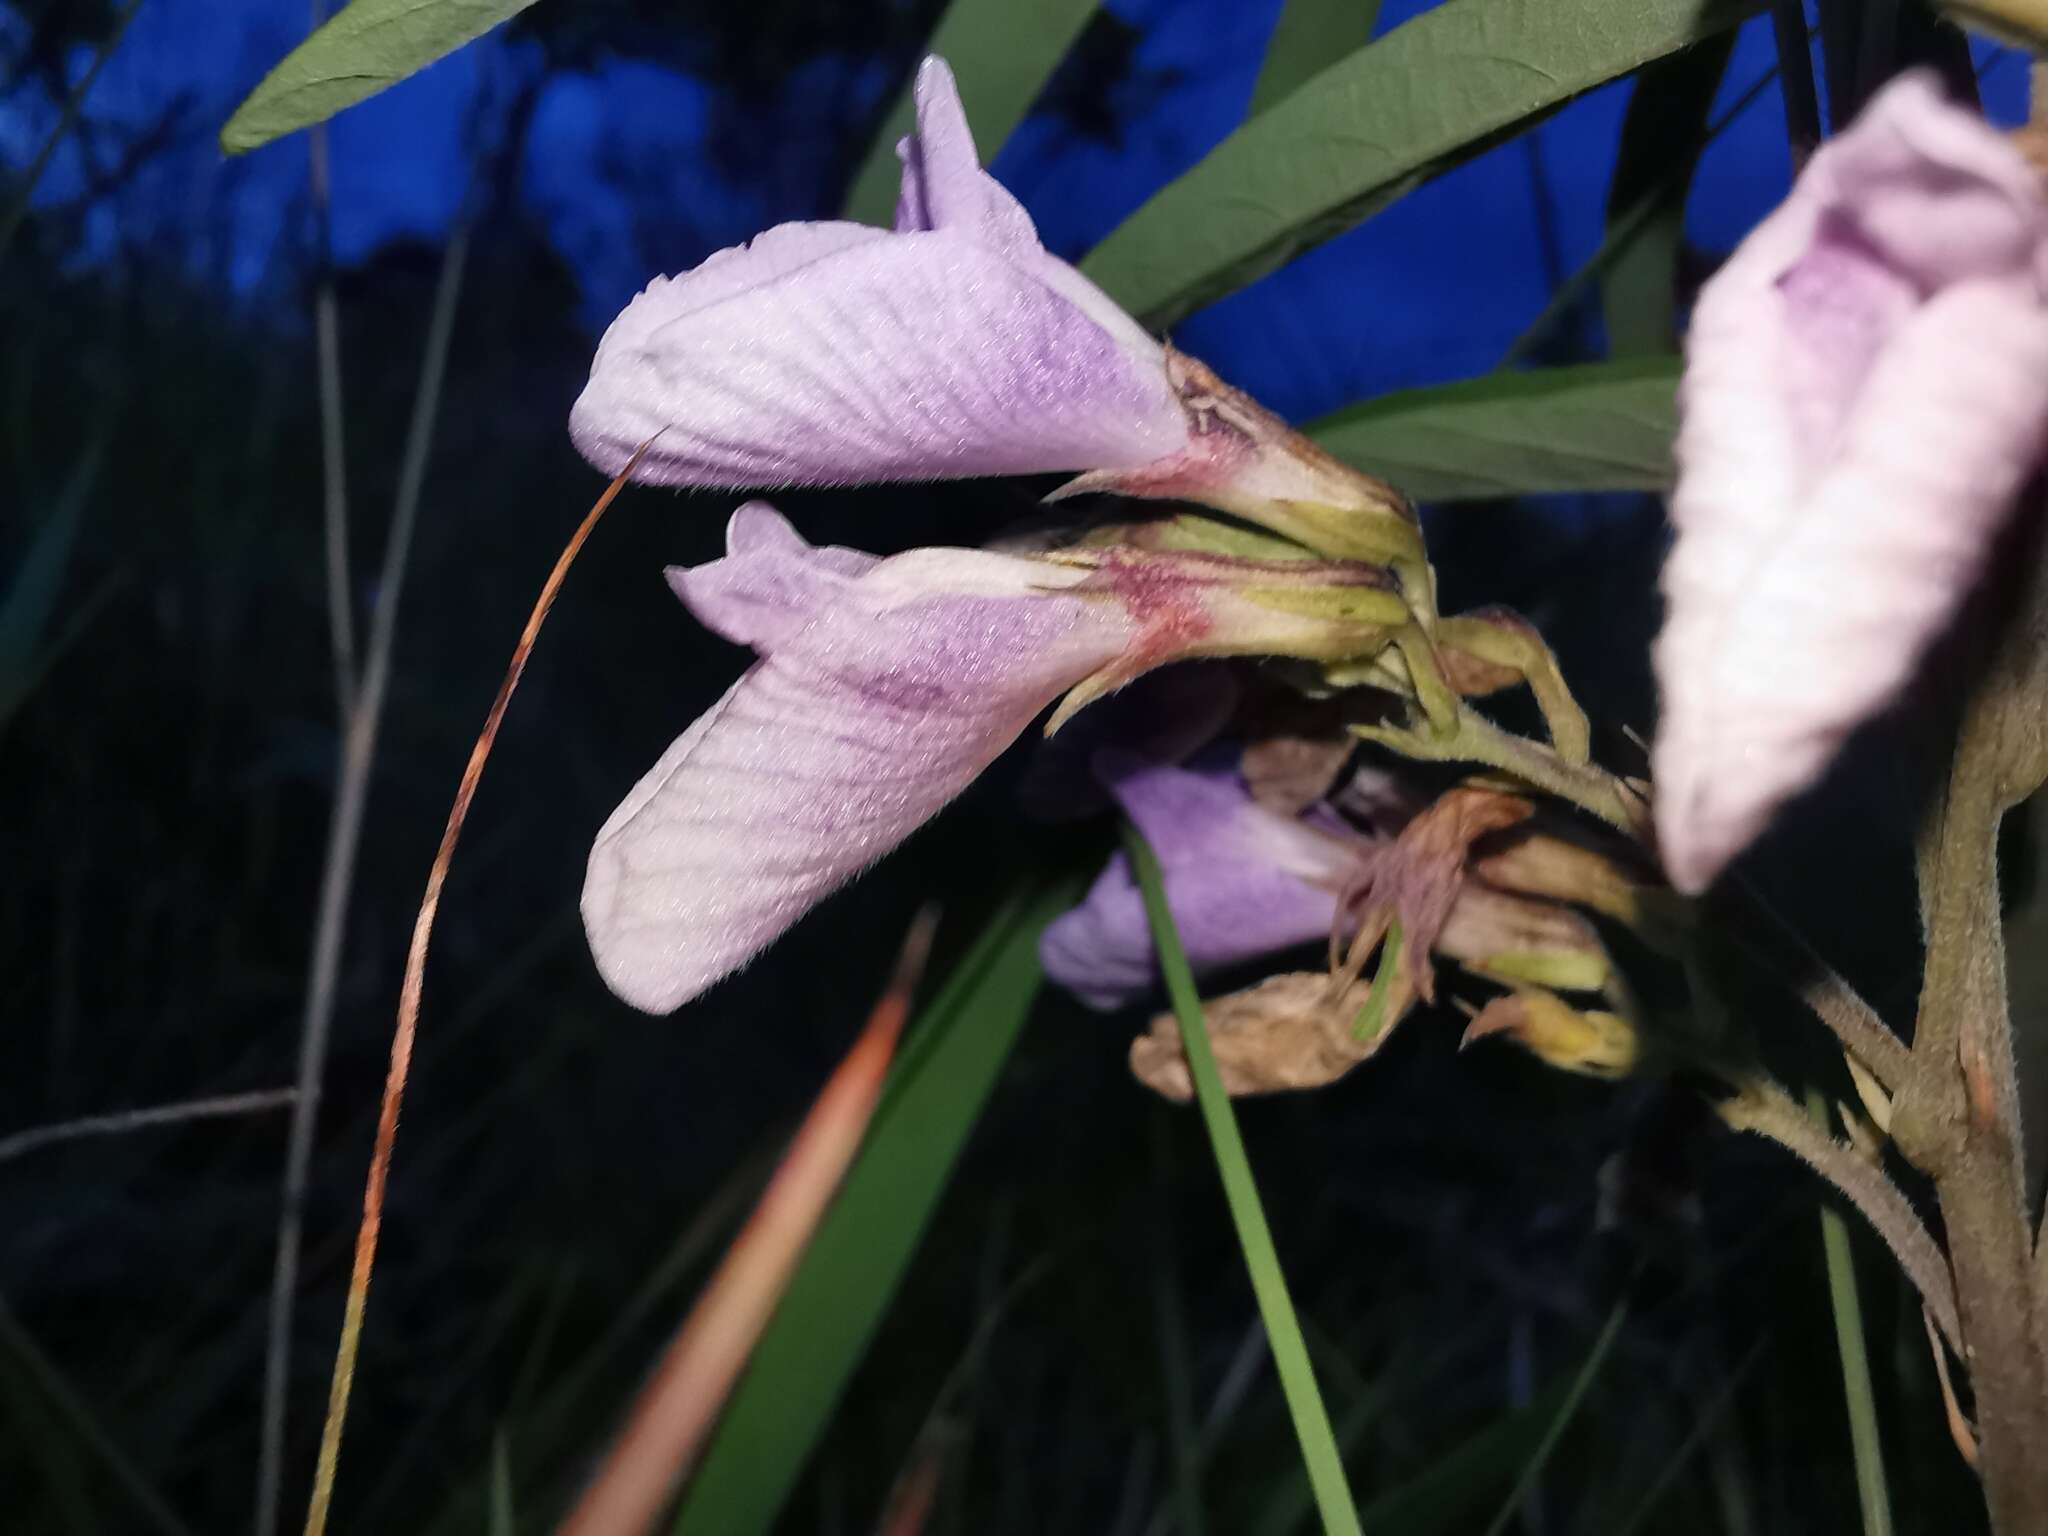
[1040,755,1366,1011]
[583,504,1139,1013]
[569,57,1184,492]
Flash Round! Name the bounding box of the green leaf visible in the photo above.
[1125,824,1363,1536]
[1248,0,1380,118]
[671,882,1071,1536]
[220,0,541,154]
[1601,33,1734,357]
[1500,50,1780,368]
[1079,0,1761,329]
[1305,358,1678,504]
[840,0,1101,225]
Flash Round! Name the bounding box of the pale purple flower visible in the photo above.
[583,503,1146,1013]
[568,57,1187,490]
[1041,755,1363,1011]
[1653,73,2048,894]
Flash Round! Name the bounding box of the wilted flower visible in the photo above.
[1128,971,1389,1101]
[569,56,1422,573]
[1042,758,1613,1034]
[1652,72,2048,893]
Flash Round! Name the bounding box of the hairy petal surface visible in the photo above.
[1040,755,1365,1011]
[1653,73,2048,893]
[570,57,1182,490]
[584,506,1137,1013]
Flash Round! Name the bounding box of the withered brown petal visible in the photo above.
[1130,971,1390,1101]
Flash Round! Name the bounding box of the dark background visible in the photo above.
[0,2,2029,1531]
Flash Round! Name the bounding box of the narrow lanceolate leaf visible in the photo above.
[558,919,931,1536]
[221,0,541,153]
[671,884,1069,1536]
[1602,33,1734,357]
[1305,358,1678,504]
[1247,0,1379,118]
[840,0,1101,224]
[1080,0,1761,328]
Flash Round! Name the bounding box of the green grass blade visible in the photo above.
[1079,0,1761,328]
[840,0,1100,224]
[1305,358,1677,504]
[1478,1297,1628,1536]
[221,0,543,153]
[488,1427,515,1536]
[1123,824,1362,1536]
[1808,1090,1893,1536]
[671,882,1072,1536]
[1248,0,1380,118]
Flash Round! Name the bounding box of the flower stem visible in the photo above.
[1716,1075,1959,1353]
[1124,824,1362,1536]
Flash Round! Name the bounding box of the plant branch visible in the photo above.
[1355,703,1649,841]
[1720,876,1913,1093]
[1716,1075,1961,1354]
[0,0,146,265]
[310,116,355,719]
[1903,673,2048,1529]
[0,1088,295,1164]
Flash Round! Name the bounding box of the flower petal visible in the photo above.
[1654,76,2048,893]
[584,519,1136,1013]
[892,56,1038,259]
[667,502,880,649]
[569,225,1185,489]
[1039,756,1363,1011]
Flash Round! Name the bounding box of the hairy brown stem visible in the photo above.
[1717,1076,1960,1354]
[1721,876,1913,1093]
[1898,739,2048,1533]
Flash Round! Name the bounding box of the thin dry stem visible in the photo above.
[311,126,355,720]
[0,1088,295,1164]
[258,225,471,1536]
[299,452,644,1536]
[556,910,936,1536]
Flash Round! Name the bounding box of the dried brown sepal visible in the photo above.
[1461,989,1640,1079]
[1470,822,1688,953]
[1439,884,1613,995]
[1130,971,1389,1101]
[1332,783,1536,1003]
